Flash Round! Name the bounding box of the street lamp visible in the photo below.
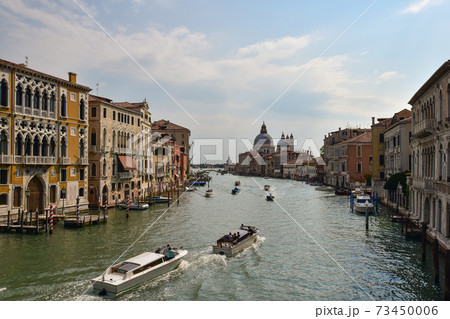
[61,186,66,217]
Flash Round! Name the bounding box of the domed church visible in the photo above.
[253,122,275,154]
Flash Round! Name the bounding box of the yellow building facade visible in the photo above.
[0,58,90,215]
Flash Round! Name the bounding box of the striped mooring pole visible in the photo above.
[126,195,129,218]
[76,197,80,221]
[49,205,54,235]
[104,196,107,218]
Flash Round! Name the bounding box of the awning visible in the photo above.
[118,155,137,171]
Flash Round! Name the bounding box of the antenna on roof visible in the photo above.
[96,83,99,95]
[25,56,28,67]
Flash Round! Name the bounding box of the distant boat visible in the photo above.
[204,188,214,197]
[264,185,270,191]
[151,196,169,203]
[212,226,259,257]
[335,188,351,195]
[185,186,197,192]
[191,181,206,186]
[92,249,188,297]
[235,181,241,186]
[315,186,334,192]
[266,194,274,201]
[117,202,149,210]
[231,187,240,195]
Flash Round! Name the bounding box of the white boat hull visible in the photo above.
[354,204,375,214]
[212,232,259,257]
[92,251,187,297]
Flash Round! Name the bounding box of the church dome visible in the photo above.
[254,122,274,147]
[277,132,289,148]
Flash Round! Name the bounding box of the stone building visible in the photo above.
[88,95,153,207]
[0,58,90,214]
[408,60,450,239]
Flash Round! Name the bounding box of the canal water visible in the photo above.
[0,173,444,301]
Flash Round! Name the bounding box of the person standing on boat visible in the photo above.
[167,246,174,260]
[163,244,169,258]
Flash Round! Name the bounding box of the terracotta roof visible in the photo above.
[151,119,190,132]
[340,131,372,144]
[112,101,147,109]
[371,118,392,128]
[88,94,112,103]
[0,58,91,91]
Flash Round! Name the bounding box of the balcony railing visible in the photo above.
[60,157,71,165]
[413,118,436,138]
[78,158,89,165]
[117,171,133,179]
[101,146,110,153]
[23,156,57,165]
[0,154,14,164]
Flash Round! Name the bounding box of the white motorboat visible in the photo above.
[117,203,149,210]
[264,185,270,191]
[212,226,259,257]
[151,196,169,203]
[185,186,197,192]
[92,249,188,297]
[204,188,214,197]
[354,194,375,213]
[315,186,334,192]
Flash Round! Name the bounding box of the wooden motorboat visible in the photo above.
[335,188,351,195]
[315,186,334,192]
[92,249,188,297]
[212,226,259,257]
[266,194,274,201]
[117,202,149,210]
[264,185,270,191]
[231,187,240,195]
[185,186,197,192]
[150,196,169,203]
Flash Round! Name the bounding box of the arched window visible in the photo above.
[49,137,56,157]
[103,128,107,146]
[41,136,49,156]
[33,88,40,109]
[33,135,40,156]
[49,93,56,113]
[42,91,48,111]
[61,137,67,158]
[91,163,96,176]
[80,99,85,120]
[0,79,8,107]
[24,135,32,156]
[15,84,23,106]
[25,86,31,108]
[80,139,85,158]
[15,134,23,155]
[112,159,116,175]
[0,130,7,154]
[61,94,67,117]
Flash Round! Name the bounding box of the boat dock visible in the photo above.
[64,213,107,228]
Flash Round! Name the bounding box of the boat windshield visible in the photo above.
[116,262,139,273]
[356,198,372,204]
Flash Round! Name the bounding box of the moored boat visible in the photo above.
[231,187,240,195]
[185,186,197,192]
[117,202,149,210]
[190,181,206,186]
[92,249,188,297]
[212,225,259,257]
[204,188,214,197]
[335,188,351,195]
[150,196,169,203]
[354,194,375,213]
[315,186,334,192]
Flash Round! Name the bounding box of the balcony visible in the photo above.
[117,171,133,179]
[89,145,97,153]
[101,146,110,153]
[23,156,57,165]
[60,157,70,165]
[0,154,14,164]
[412,178,435,194]
[78,158,89,165]
[413,118,436,138]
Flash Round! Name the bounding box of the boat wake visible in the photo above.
[0,287,6,293]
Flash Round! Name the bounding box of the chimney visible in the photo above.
[68,72,77,83]
[371,117,375,125]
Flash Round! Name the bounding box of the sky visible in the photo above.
[1,0,449,163]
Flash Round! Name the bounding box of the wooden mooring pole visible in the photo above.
[6,210,10,231]
[432,237,439,284]
[35,211,39,233]
[45,209,48,233]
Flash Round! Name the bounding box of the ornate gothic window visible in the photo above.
[61,94,67,117]
[80,99,85,120]
[15,84,23,106]
[25,86,31,107]
[0,79,7,107]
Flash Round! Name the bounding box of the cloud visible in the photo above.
[401,0,442,14]
[377,71,404,82]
